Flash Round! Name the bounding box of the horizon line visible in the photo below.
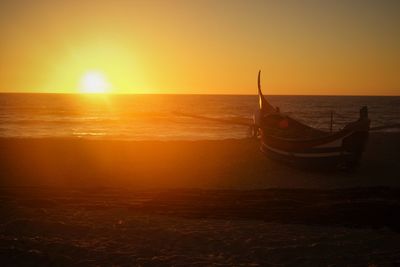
[0,91,399,97]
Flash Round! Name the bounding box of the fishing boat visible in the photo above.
[255,71,370,169]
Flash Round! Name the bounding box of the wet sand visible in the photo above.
[1,133,400,266]
[0,133,399,188]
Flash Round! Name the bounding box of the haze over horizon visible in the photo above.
[1,0,399,95]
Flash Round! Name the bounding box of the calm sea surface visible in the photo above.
[0,94,399,140]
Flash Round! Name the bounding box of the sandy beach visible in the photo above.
[1,187,400,266]
[1,133,400,266]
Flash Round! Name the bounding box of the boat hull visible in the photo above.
[260,130,369,170]
[256,70,370,170]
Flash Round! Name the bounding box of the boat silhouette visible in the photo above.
[255,71,370,169]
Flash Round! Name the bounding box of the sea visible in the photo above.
[0,94,399,140]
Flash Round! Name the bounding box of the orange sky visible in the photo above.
[0,0,399,95]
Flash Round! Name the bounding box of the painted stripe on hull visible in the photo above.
[261,130,359,153]
[260,145,346,168]
[261,142,350,158]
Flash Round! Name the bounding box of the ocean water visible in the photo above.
[0,94,399,140]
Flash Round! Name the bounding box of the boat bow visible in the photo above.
[257,70,276,114]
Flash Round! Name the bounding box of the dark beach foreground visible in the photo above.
[1,133,400,266]
[1,187,400,266]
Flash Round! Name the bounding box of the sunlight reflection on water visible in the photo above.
[0,94,399,140]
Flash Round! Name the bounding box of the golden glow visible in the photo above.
[44,42,149,94]
[0,1,399,95]
[79,71,110,94]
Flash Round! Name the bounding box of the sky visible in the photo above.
[0,0,399,95]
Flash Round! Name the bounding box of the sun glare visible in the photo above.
[80,71,110,93]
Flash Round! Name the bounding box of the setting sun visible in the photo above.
[79,71,110,94]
